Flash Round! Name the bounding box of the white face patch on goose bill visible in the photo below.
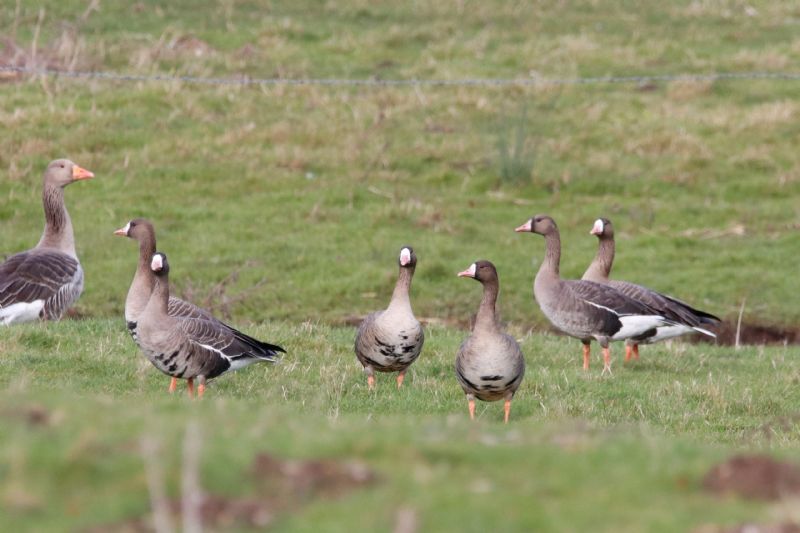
[591,219,604,235]
[151,254,164,271]
[457,263,477,278]
[514,220,532,232]
[399,248,412,266]
[122,221,131,235]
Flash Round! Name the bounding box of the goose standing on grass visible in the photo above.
[0,159,94,324]
[582,217,720,361]
[136,252,284,398]
[115,218,245,392]
[514,214,677,374]
[355,246,424,390]
[455,261,524,423]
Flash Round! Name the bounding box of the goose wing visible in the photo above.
[0,250,82,319]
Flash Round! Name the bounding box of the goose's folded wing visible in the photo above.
[565,279,662,317]
[178,316,282,362]
[0,251,79,307]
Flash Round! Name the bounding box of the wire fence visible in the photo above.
[2,64,800,88]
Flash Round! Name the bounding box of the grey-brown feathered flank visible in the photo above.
[355,246,424,389]
[136,252,284,398]
[0,159,94,325]
[455,260,524,423]
[515,214,678,374]
[582,217,721,361]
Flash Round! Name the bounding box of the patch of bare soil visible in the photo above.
[2,403,61,427]
[709,321,800,346]
[87,453,376,532]
[703,454,800,500]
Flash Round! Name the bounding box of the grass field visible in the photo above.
[2,1,800,531]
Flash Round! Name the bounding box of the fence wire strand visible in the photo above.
[2,65,800,88]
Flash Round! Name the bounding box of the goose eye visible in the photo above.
[60,164,65,168]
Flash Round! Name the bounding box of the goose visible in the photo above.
[355,246,424,389]
[455,260,525,423]
[515,214,677,374]
[582,217,720,361]
[115,218,248,392]
[0,159,94,325]
[136,252,284,397]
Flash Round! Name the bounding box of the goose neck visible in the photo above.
[36,184,76,256]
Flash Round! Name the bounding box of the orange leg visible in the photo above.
[624,344,633,363]
[396,371,406,388]
[601,347,612,376]
[503,399,511,424]
[633,344,640,360]
[367,375,376,390]
[197,383,205,398]
[168,377,178,393]
[468,398,476,420]
[582,344,591,371]
[187,378,195,398]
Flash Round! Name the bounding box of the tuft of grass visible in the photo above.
[496,103,537,186]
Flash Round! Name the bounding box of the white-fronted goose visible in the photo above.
[0,159,94,324]
[115,218,238,392]
[455,260,525,423]
[136,252,284,398]
[355,246,424,389]
[583,217,720,361]
[515,214,677,374]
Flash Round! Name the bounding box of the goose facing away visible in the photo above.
[583,217,721,361]
[114,218,238,392]
[136,252,284,398]
[0,159,94,325]
[456,260,525,423]
[355,246,424,390]
[514,214,676,374]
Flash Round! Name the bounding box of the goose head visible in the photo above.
[44,159,94,188]
[398,246,417,269]
[590,217,614,238]
[457,260,498,284]
[515,214,558,236]
[114,218,155,241]
[150,252,170,277]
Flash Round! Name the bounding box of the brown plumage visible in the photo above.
[582,217,720,361]
[515,214,676,374]
[355,246,424,389]
[135,252,284,398]
[0,159,94,324]
[455,260,525,423]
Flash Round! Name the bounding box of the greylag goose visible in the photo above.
[515,214,677,374]
[355,246,424,389]
[136,252,284,398]
[115,218,248,392]
[0,159,94,324]
[582,217,720,361]
[455,261,525,423]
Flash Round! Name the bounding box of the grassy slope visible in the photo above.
[2,0,800,530]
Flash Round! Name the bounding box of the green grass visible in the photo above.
[2,320,799,531]
[2,0,800,530]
